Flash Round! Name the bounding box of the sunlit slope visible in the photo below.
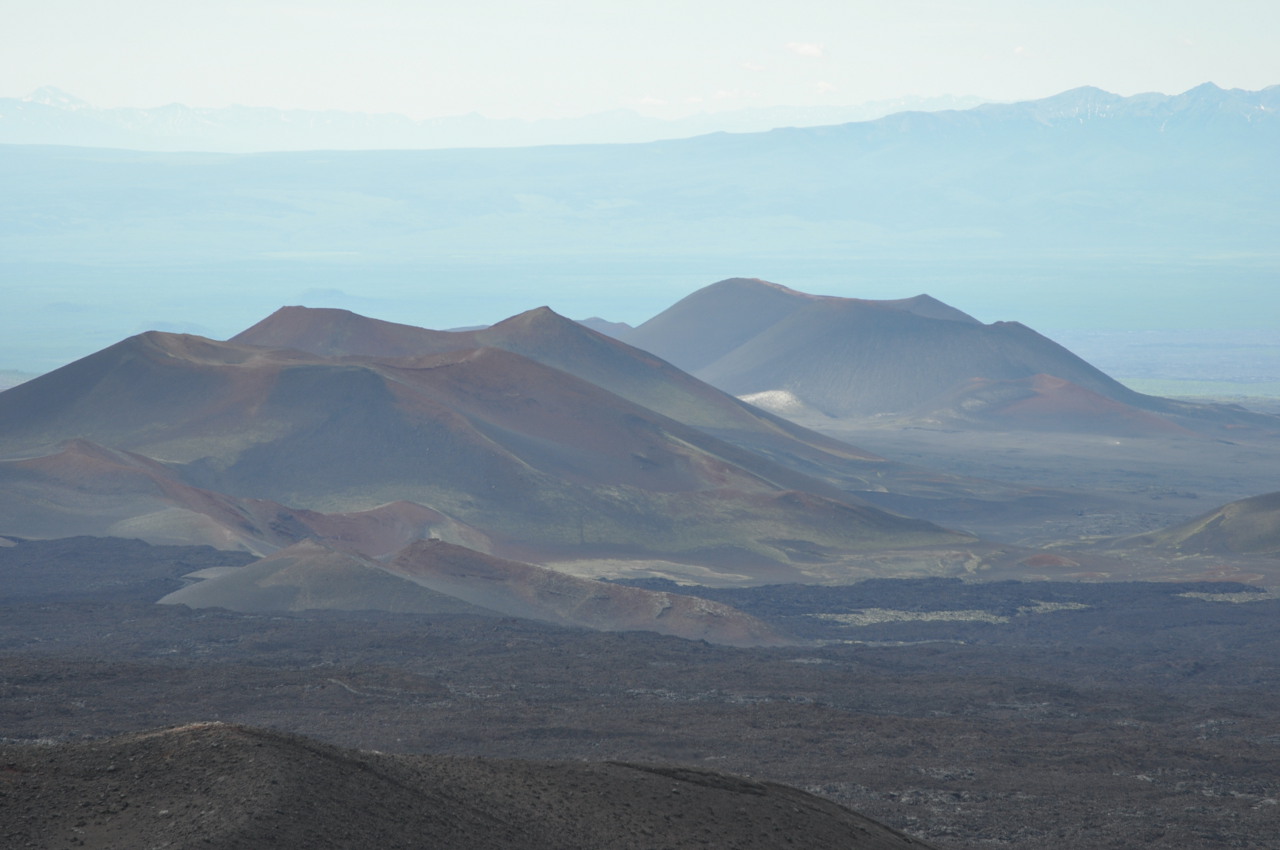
[0,439,488,556]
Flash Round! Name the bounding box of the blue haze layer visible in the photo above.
[1,83,1276,375]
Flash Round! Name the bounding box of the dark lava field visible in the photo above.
[2,537,1278,849]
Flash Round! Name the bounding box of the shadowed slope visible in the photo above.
[0,440,485,556]
[0,723,936,849]
[622,278,982,376]
[621,277,823,373]
[695,291,1142,417]
[0,536,255,603]
[162,538,790,646]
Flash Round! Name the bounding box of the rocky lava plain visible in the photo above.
[2,536,1278,849]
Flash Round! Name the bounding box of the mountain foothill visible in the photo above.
[3,278,1279,641]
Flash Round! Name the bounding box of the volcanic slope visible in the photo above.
[232,303,850,441]
[0,331,966,575]
[623,278,1280,435]
[1122,490,1280,556]
[0,722,935,850]
[232,304,1025,501]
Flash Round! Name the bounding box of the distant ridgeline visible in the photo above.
[1,82,1276,374]
[0,86,986,150]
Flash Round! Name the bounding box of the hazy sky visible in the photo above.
[7,0,1279,119]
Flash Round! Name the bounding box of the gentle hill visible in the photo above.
[0,722,936,849]
[0,439,486,556]
[575,316,632,338]
[159,540,499,618]
[384,538,790,645]
[919,374,1195,437]
[1124,491,1280,556]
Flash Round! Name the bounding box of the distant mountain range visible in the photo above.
[0,86,987,151]
[3,81,1276,377]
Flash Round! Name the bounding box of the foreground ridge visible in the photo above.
[0,722,936,849]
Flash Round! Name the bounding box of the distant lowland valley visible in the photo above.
[3,83,1280,850]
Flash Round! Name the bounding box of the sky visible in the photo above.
[2,0,1278,379]
[6,0,1279,120]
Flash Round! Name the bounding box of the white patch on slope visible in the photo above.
[737,389,831,419]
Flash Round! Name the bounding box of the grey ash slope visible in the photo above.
[0,722,936,850]
[622,278,1280,436]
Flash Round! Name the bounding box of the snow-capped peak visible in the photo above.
[22,86,91,110]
